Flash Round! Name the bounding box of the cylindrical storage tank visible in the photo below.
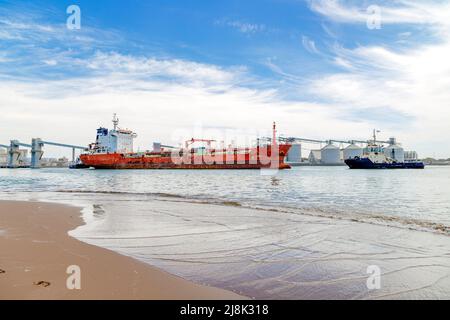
[404,151,418,161]
[343,143,363,160]
[384,138,404,162]
[287,144,301,162]
[321,143,341,164]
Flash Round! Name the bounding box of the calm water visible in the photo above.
[0,166,449,226]
[1,166,450,299]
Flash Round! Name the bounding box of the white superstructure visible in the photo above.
[91,114,137,153]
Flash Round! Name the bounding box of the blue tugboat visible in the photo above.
[345,131,425,169]
[69,157,89,169]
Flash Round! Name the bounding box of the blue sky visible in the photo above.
[1,0,450,158]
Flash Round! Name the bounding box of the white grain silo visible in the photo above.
[321,143,341,164]
[404,151,418,161]
[287,144,302,163]
[384,137,405,162]
[343,143,363,160]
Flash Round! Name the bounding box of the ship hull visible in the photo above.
[345,158,425,169]
[79,145,291,170]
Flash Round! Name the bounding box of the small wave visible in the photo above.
[246,205,450,236]
[56,189,448,236]
[56,189,188,199]
[56,189,242,207]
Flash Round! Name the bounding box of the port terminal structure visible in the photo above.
[263,136,393,165]
[277,137,390,145]
[0,139,86,168]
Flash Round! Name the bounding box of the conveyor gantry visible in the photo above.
[1,139,86,168]
[30,139,86,168]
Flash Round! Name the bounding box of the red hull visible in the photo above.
[80,145,291,170]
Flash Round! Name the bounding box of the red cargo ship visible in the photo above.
[79,115,291,170]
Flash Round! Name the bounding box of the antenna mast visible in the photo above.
[373,129,380,143]
[113,113,119,131]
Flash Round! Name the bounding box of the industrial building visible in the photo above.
[286,144,302,163]
[343,143,363,160]
[0,149,6,167]
[40,157,70,168]
[405,151,418,161]
[384,137,405,162]
[0,149,29,167]
[308,150,321,164]
[321,143,342,165]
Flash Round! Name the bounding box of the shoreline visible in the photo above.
[0,200,246,300]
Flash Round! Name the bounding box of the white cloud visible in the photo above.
[311,41,450,156]
[310,0,450,30]
[0,50,374,158]
[300,0,450,157]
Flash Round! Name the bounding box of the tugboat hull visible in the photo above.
[345,158,424,169]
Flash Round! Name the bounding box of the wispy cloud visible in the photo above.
[0,6,123,80]
[301,36,320,54]
[215,18,266,34]
[82,51,246,86]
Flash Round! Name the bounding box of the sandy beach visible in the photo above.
[0,200,245,300]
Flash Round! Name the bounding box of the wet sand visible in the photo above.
[69,195,450,299]
[0,200,245,300]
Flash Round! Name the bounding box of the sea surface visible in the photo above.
[1,166,450,299]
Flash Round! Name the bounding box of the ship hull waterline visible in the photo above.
[79,145,292,170]
[345,158,425,169]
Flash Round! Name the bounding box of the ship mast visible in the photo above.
[113,113,119,131]
[372,129,380,144]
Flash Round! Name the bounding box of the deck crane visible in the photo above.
[185,138,216,149]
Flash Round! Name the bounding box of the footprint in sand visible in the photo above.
[33,281,51,287]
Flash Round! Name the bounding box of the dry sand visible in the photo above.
[0,200,245,300]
